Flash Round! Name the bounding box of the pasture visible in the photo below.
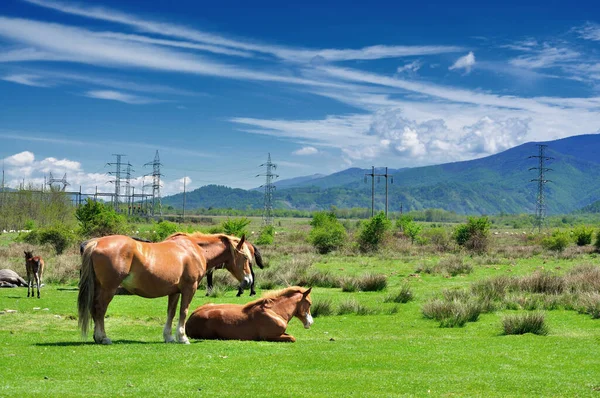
[2,223,600,397]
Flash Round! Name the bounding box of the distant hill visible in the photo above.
[163,134,600,215]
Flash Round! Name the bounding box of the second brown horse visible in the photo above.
[78,233,253,345]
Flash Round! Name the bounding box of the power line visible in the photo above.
[529,144,553,233]
[256,153,278,226]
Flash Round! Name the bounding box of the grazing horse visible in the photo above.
[24,251,44,298]
[186,286,313,342]
[205,241,265,297]
[78,234,253,345]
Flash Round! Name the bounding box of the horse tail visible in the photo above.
[251,243,265,269]
[78,239,98,338]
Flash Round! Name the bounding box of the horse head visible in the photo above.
[24,251,33,261]
[295,287,313,329]
[225,235,253,290]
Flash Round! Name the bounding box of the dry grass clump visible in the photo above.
[502,312,548,335]
[337,299,374,315]
[384,284,414,303]
[311,299,334,317]
[422,298,482,328]
[415,255,472,276]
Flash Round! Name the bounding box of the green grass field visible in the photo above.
[2,239,600,397]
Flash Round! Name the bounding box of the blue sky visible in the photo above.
[1,0,600,195]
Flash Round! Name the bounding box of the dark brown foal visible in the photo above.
[24,251,44,298]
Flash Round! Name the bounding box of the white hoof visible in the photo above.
[177,335,190,344]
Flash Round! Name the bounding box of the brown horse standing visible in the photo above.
[24,251,44,298]
[186,286,313,342]
[78,234,253,345]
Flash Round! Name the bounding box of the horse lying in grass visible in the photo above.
[205,241,264,297]
[185,286,313,342]
[78,233,253,345]
[24,251,44,298]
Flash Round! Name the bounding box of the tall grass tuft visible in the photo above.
[311,299,334,317]
[502,312,548,335]
[518,271,564,294]
[422,298,482,328]
[337,299,374,315]
[384,284,414,303]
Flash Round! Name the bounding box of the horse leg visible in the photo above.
[93,287,117,345]
[175,284,197,344]
[26,266,31,298]
[267,333,296,343]
[249,266,256,296]
[34,271,41,298]
[163,293,180,343]
[205,269,213,296]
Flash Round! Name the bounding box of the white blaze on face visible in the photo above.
[303,313,314,329]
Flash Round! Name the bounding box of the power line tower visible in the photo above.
[364,166,393,217]
[144,150,163,217]
[256,153,278,226]
[125,163,134,215]
[529,144,553,232]
[107,154,127,212]
[47,172,70,191]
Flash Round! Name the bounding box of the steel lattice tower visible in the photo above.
[144,150,163,217]
[529,144,553,232]
[47,172,70,191]
[257,153,278,226]
[107,154,126,211]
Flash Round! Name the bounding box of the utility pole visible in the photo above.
[256,153,278,226]
[144,150,163,217]
[364,166,394,218]
[182,177,187,222]
[107,154,126,212]
[529,144,553,233]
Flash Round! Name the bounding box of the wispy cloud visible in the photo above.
[575,22,600,41]
[84,89,160,104]
[2,73,51,87]
[509,44,579,69]
[22,0,464,63]
[397,60,422,74]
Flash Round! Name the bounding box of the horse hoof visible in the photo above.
[164,336,176,343]
[249,292,256,296]
[177,336,190,344]
[101,338,112,345]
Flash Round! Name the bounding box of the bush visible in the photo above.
[594,231,600,253]
[422,227,451,251]
[453,216,491,253]
[358,212,392,252]
[384,285,414,303]
[149,220,178,242]
[502,312,548,335]
[75,199,128,238]
[311,299,334,317]
[572,225,594,246]
[21,224,76,254]
[222,217,251,237]
[541,230,570,252]
[403,220,423,244]
[308,212,347,254]
[255,225,275,245]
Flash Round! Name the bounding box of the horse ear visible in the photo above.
[237,235,246,250]
[303,287,312,297]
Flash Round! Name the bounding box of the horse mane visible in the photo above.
[243,286,306,311]
[167,232,241,243]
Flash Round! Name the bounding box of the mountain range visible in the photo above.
[162,134,600,215]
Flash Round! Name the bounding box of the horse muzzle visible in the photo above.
[303,314,314,329]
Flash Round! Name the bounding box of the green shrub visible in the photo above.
[21,224,76,254]
[75,199,128,238]
[541,230,570,252]
[154,220,178,242]
[403,220,423,244]
[221,217,251,237]
[422,227,451,251]
[572,225,594,246]
[502,312,548,335]
[255,225,275,245]
[311,299,334,317]
[453,216,491,253]
[357,211,392,252]
[308,212,347,254]
[384,284,414,303]
[594,231,600,252]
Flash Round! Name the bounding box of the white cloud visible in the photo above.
[4,151,35,167]
[293,146,319,155]
[2,74,50,87]
[397,60,422,74]
[85,90,159,105]
[575,22,600,41]
[449,51,476,73]
[509,45,579,69]
[22,0,464,63]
